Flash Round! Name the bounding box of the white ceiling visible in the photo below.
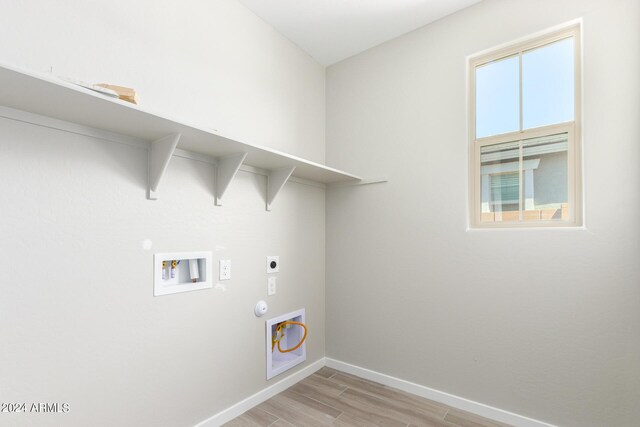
[238,0,482,66]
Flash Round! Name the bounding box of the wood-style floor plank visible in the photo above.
[246,407,280,426]
[271,420,296,427]
[300,373,348,396]
[221,415,262,427]
[257,398,329,427]
[225,368,514,427]
[223,406,278,427]
[339,387,447,426]
[314,366,339,379]
[444,408,513,427]
[327,372,449,419]
[332,412,380,427]
[281,389,343,419]
[272,392,340,424]
[290,382,407,427]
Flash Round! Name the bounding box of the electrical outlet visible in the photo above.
[219,260,231,280]
[266,256,279,273]
[268,277,276,296]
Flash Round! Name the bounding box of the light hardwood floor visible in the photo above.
[223,367,513,427]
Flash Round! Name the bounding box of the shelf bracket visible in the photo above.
[327,177,388,188]
[215,152,247,206]
[266,166,295,211]
[148,133,181,200]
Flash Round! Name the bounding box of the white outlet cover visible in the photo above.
[266,256,279,273]
[220,259,231,280]
[268,277,276,296]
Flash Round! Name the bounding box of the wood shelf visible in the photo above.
[0,63,363,209]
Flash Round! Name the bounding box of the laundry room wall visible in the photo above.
[0,0,327,425]
[325,0,640,425]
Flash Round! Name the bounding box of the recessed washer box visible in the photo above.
[266,308,306,380]
[154,251,212,296]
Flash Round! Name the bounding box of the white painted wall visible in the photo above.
[325,0,640,426]
[0,117,326,426]
[0,0,325,163]
[0,0,326,425]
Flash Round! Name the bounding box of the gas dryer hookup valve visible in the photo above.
[254,300,268,317]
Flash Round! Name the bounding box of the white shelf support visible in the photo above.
[327,177,388,188]
[266,166,295,211]
[215,152,247,206]
[148,133,181,200]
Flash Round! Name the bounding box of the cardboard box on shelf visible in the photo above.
[96,83,138,104]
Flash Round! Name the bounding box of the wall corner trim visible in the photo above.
[194,358,325,427]
[324,358,558,427]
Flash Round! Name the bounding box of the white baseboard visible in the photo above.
[195,357,556,427]
[194,358,325,427]
[325,358,557,427]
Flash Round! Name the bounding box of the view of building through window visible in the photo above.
[480,133,569,222]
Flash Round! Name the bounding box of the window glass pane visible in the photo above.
[476,55,520,138]
[480,141,520,222]
[522,37,574,129]
[522,133,569,221]
[491,173,518,205]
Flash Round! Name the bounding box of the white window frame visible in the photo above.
[468,24,582,228]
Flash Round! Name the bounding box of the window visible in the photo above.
[469,25,581,227]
